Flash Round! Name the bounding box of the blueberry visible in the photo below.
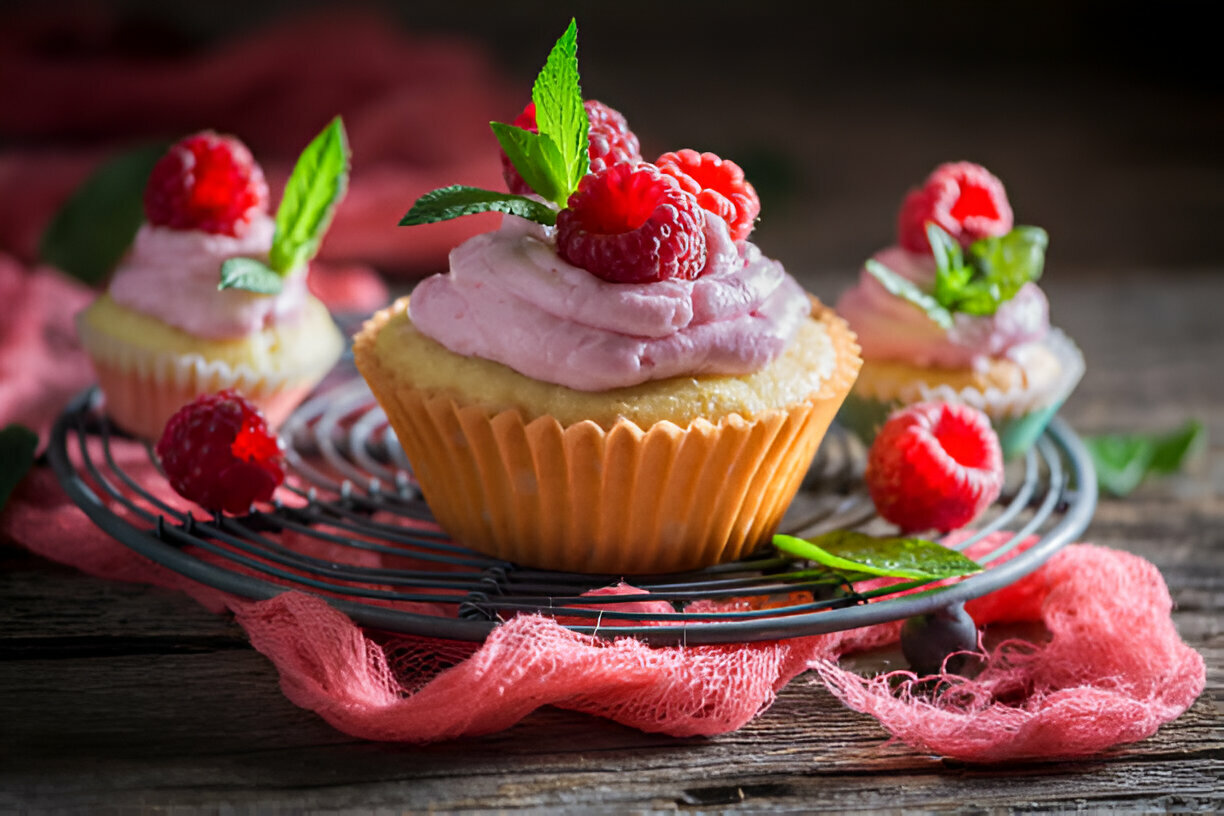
[900,602,981,676]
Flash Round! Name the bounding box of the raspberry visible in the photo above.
[865,402,1004,533]
[555,162,707,284]
[144,131,269,236]
[155,390,285,515]
[656,149,760,242]
[500,100,642,195]
[897,162,1014,253]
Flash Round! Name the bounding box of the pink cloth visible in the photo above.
[0,412,1206,755]
[0,8,510,274]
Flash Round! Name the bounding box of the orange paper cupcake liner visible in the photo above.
[357,301,861,575]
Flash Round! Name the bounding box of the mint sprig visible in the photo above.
[1084,420,1206,497]
[400,19,589,228]
[774,532,983,581]
[400,186,558,227]
[865,222,1048,325]
[221,116,351,294]
[39,142,169,286]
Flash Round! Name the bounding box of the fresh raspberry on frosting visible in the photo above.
[897,162,1013,253]
[865,402,1004,532]
[144,131,269,236]
[556,162,707,284]
[500,100,641,196]
[656,149,760,242]
[155,390,285,515]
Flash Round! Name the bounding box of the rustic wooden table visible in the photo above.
[2,5,1222,811]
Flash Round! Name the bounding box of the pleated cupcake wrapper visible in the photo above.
[78,316,337,439]
[356,300,861,575]
[838,328,1085,459]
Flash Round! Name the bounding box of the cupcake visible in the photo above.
[354,22,861,574]
[77,120,349,439]
[835,162,1083,459]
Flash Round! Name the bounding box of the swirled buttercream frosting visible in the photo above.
[835,246,1049,371]
[108,214,308,340]
[408,213,811,391]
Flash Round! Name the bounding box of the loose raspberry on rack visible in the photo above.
[897,162,1014,253]
[500,100,642,196]
[656,149,760,243]
[865,402,1004,533]
[555,163,708,284]
[155,390,285,515]
[144,131,269,236]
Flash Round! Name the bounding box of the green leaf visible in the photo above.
[965,225,1047,307]
[269,116,350,274]
[927,221,964,279]
[489,122,565,205]
[531,18,589,192]
[1084,420,1206,496]
[218,257,284,294]
[1149,420,1206,473]
[865,259,954,330]
[38,142,168,286]
[774,532,983,581]
[399,185,557,227]
[0,424,39,514]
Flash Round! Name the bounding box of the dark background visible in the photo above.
[2,0,1219,275]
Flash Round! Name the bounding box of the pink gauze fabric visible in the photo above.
[1,439,1207,757]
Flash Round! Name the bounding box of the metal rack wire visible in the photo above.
[49,378,1097,646]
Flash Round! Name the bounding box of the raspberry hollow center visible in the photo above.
[949,182,1001,222]
[934,414,993,470]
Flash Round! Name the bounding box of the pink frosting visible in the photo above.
[108,214,308,340]
[835,246,1050,370]
[408,214,811,391]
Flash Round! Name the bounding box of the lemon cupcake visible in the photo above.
[835,162,1083,459]
[77,121,349,439]
[354,22,860,574]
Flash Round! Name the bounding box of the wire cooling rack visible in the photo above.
[49,377,1096,646]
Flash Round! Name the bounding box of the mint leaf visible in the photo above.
[1149,420,1206,473]
[219,257,284,294]
[966,226,1047,308]
[39,142,168,286]
[865,259,954,330]
[400,186,557,227]
[774,532,983,581]
[0,424,39,514]
[489,122,565,205]
[927,221,965,281]
[531,18,588,192]
[269,116,350,274]
[1085,420,1206,496]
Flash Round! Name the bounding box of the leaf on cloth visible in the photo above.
[1084,420,1206,497]
[0,424,39,513]
[38,142,168,286]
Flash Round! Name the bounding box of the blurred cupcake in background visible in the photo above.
[835,162,1083,459]
[76,120,349,439]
